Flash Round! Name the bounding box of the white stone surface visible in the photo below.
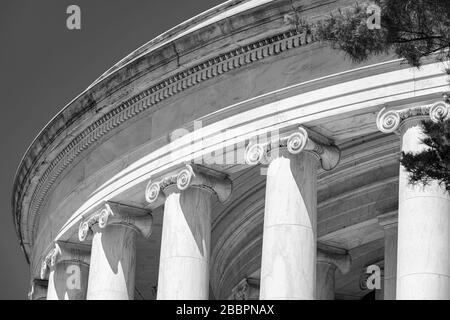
[396,124,450,300]
[46,261,89,300]
[378,213,397,300]
[316,263,336,300]
[259,152,317,300]
[86,225,136,300]
[316,249,351,300]
[157,188,213,300]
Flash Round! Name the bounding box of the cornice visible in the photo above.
[13,27,315,258]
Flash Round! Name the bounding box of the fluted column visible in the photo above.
[28,279,48,300]
[146,164,232,300]
[246,127,340,300]
[40,242,90,300]
[79,202,153,300]
[378,212,398,300]
[377,101,450,299]
[316,248,351,300]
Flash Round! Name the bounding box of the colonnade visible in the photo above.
[377,101,450,299]
[34,101,450,300]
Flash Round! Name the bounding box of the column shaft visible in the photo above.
[396,124,450,299]
[46,261,89,300]
[46,269,57,300]
[259,152,317,300]
[157,188,212,300]
[86,225,136,300]
[316,263,336,300]
[384,225,397,300]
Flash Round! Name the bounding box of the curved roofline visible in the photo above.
[13,0,271,185]
[90,0,274,87]
[11,0,276,263]
[12,0,273,191]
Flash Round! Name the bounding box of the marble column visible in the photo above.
[378,212,398,300]
[377,101,450,299]
[246,127,340,300]
[146,164,232,300]
[28,279,48,300]
[79,202,153,300]
[316,248,351,300]
[40,242,90,300]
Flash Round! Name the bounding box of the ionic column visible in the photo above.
[377,101,450,299]
[378,212,398,300]
[146,164,232,300]
[28,279,48,300]
[79,202,153,300]
[246,127,340,300]
[316,248,351,300]
[40,242,90,300]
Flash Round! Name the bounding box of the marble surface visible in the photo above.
[316,249,351,300]
[259,152,317,300]
[383,224,397,300]
[86,225,136,300]
[396,124,450,299]
[157,189,213,300]
[46,261,89,300]
[16,0,450,300]
[316,263,336,300]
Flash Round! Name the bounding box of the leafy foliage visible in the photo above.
[310,0,450,67]
[301,0,450,192]
[400,119,450,191]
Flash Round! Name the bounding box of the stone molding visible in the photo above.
[376,99,450,134]
[16,29,313,245]
[317,248,352,275]
[78,202,153,241]
[245,126,340,170]
[145,164,233,206]
[377,212,398,229]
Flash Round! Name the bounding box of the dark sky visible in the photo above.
[0,0,225,300]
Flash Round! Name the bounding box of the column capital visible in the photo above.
[377,212,398,229]
[40,245,59,280]
[317,248,352,274]
[40,242,90,279]
[376,99,450,134]
[145,164,233,206]
[245,126,340,171]
[78,202,153,241]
